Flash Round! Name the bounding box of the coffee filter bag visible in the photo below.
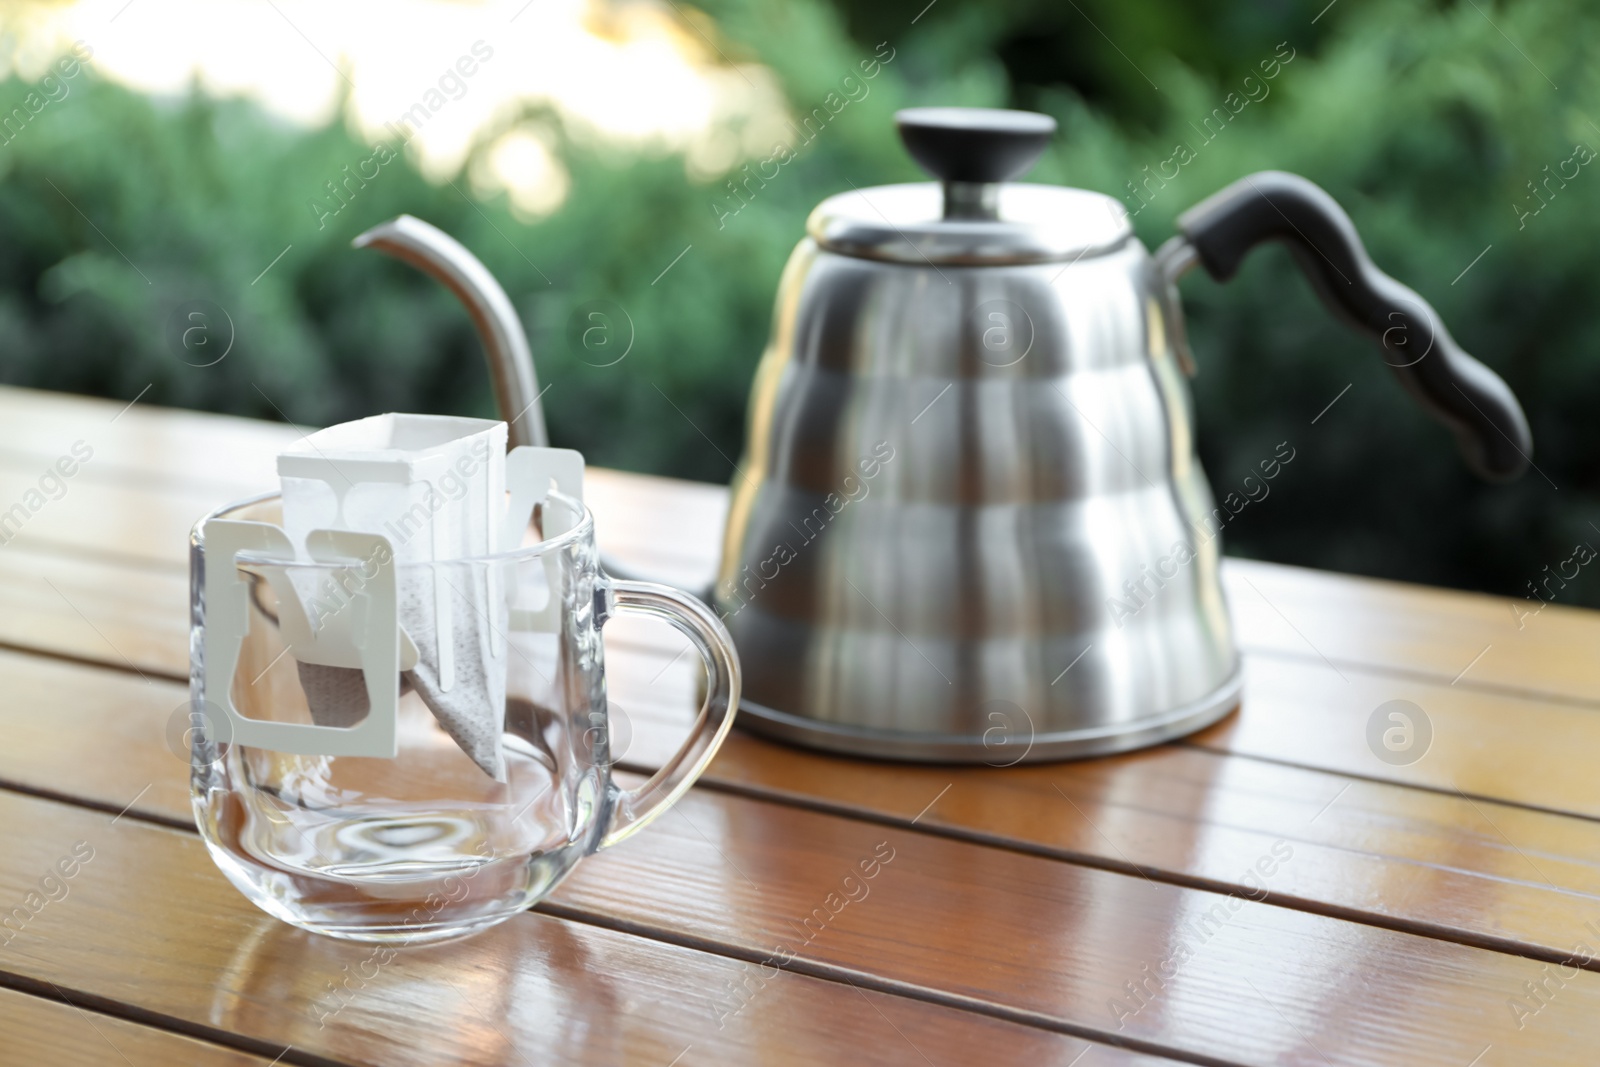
[277,413,512,780]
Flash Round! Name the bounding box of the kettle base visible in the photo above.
[733,668,1244,765]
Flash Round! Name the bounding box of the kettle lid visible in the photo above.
[806,107,1131,266]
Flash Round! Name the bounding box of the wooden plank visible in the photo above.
[609,648,1600,969]
[9,586,1600,973]
[0,478,718,684]
[557,786,1600,1066]
[0,386,726,564]
[10,534,1574,838]
[0,432,1591,878]
[0,543,188,681]
[0,428,720,618]
[0,985,281,1066]
[1,384,1590,700]
[0,650,194,823]
[4,651,1600,1063]
[695,729,1600,965]
[0,385,723,584]
[1185,654,1600,815]
[1222,556,1600,705]
[0,789,1183,1067]
[0,457,214,571]
[0,384,296,494]
[10,767,1597,1065]
[601,625,1600,827]
[8,450,1594,716]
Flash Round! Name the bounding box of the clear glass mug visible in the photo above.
[189,489,739,944]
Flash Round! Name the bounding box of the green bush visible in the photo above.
[0,0,1595,608]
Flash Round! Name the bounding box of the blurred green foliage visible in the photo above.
[0,0,1596,607]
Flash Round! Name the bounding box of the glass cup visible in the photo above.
[189,489,739,944]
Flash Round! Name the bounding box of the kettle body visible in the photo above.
[717,195,1238,760]
[715,108,1530,762]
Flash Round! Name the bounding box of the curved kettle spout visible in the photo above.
[353,215,547,449]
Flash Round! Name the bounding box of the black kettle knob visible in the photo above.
[894,107,1057,184]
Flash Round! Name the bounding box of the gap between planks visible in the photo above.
[531,900,1247,1067]
[8,631,1600,985]
[0,969,353,1067]
[0,784,1242,1067]
[21,625,1593,846]
[6,739,1600,1002]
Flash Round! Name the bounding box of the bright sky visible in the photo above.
[0,0,786,217]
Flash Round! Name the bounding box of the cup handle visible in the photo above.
[597,579,741,850]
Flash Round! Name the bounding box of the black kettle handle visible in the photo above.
[1175,171,1531,482]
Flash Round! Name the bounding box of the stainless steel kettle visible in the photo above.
[712,106,1531,762]
[357,108,1530,766]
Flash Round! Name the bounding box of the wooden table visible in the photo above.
[1,383,1598,1066]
